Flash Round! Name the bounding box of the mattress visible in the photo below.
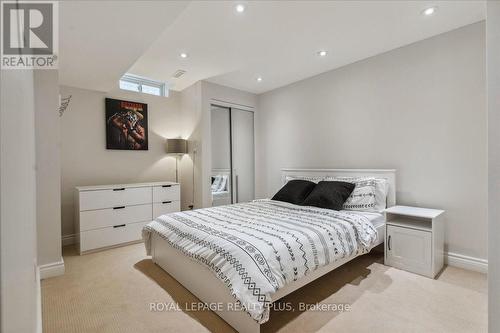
[341,210,385,228]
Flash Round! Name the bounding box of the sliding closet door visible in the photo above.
[210,106,232,206]
[231,109,254,203]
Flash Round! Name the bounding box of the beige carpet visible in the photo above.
[42,243,487,333]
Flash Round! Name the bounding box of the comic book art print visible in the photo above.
[105,98,148,150]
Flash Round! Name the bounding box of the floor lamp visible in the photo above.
[166,138,187,183]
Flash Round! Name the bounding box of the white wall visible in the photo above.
[487,1,500,331]
[256,22,487,262]
[1,70,39,332]
[60,85,183,240]
[179,81,202,210]
[35,70,63,269]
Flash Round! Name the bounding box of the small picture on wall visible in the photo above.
[105,98,148,150]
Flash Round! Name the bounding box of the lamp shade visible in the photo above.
[166,138,187,154]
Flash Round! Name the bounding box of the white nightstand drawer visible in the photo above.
[79,204,152,231]
[385,224,432,277]
[80,221,147,253]
[153,201,180,218]
[79,187,152,211]
[153,185,180,203]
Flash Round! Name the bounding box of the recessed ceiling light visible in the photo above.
[317,50,328,57]
[180,52,188,58]
[422,7,436,16]
[236,4,245,13]
[256,77,262,82]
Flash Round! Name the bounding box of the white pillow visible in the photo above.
[333,177,388,212]
[334,177,377,212]
[373,178,389,211]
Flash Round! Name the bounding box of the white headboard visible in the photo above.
[281,168,396,208]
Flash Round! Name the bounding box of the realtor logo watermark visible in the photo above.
[1,1,58,69]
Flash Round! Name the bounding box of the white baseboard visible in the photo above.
[62,233,76,246]
[39,258,65,279]
[36,264,42,333]
[445,252,488,274]
[61,234,487,274]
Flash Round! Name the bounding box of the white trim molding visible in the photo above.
[39,258,65,279]
[62,233,76,246]
[445,252,488,273]
[36,265,42,333]
[210,98,255,112]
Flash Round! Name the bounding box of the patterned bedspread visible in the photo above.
[142,199,377,324]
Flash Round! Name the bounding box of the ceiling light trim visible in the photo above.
[422,6,437,16]
[235,4,245,13]
[317,50,328,57]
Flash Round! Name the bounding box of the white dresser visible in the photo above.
[75,181,180,254]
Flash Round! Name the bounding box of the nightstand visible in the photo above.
[384,205,445,278]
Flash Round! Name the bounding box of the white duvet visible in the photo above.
[142,199,377,323]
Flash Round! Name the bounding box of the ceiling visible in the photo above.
[59,1,486,94]
[59,1,189,92]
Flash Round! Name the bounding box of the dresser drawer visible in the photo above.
[153,201,180,218]
[153,185,180,203]
[79,221,147,253]
[79,187,151,211]
[80,204,152,231]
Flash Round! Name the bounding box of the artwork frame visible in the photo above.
[105,98,148,150]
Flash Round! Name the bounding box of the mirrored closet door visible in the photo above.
[210,105,254,206]
[231,108,255,203]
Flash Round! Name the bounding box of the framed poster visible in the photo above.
[105,98,148,150]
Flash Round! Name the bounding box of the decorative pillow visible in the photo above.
[301,181,355,211]
[272,180,316,205]
[334,177,389,212]
[334,177,378,212]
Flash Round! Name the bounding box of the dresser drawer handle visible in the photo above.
[162,201,172,204]
[113,224,126,228]
[113,206,125,210]
[162,185,172,188]
[113,188,125,191]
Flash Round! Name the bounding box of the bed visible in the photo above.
[143,169,396,333]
